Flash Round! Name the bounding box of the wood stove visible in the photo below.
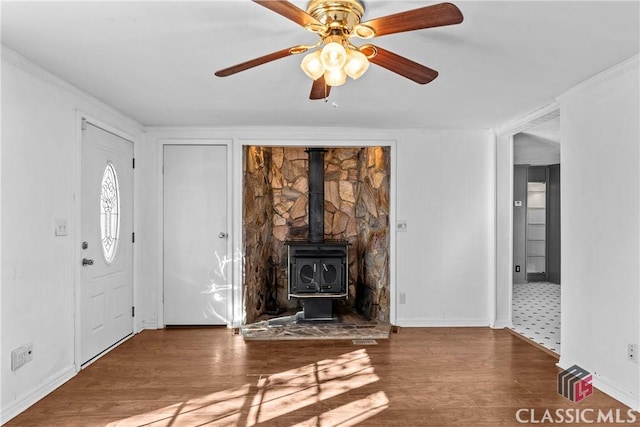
[286,148,349,320]
[287,242,349,297]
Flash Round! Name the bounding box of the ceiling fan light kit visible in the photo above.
[300,39,369,85]
[215,0,464,99]
[300,50,324,80]
[324,68,347,87]
[319,41,347,72]
[343,49,369,79]
[300,0,372,85]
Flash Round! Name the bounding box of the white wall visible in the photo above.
[140,128,495,328]
[558,56,639,409]
[395,130,495,326]
[1,47,144,422]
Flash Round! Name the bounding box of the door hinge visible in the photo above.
[132,232,135,243]
[132,158,135,169]
[132,306,135,317]
[81,118,87,130]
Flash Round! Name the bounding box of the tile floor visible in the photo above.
[512,281,561,354]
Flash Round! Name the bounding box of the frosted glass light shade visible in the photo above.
[300,51,324,80]
[320,42,347,72]
[324,69,347,86]
[344,49,369,80]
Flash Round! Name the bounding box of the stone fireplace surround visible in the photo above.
[243,145,390,325]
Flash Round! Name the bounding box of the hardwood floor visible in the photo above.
[7,328,638,426]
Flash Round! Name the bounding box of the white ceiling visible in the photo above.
[2,1,638,129]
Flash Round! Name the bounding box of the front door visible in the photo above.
[163,145,228,325]
[80,121,134,365]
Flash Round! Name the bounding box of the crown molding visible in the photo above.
[495,54,639,137]
[495,103,560,137]
[558,54,639,103]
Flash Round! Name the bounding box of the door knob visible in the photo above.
[218,232,228,239]
[82,258,94,266]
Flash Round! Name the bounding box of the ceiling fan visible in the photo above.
[215,0,463,100]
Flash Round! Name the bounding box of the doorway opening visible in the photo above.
[511,115,561,354]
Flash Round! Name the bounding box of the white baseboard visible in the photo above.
[558,358,639,411]
[1,365,76,425]
[491,320,513,329]
[395,318,490,327]
[595,375,640,412]
[138,320,160,331]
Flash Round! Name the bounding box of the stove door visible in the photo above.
[318,258,344,293]
[292,257,319,294]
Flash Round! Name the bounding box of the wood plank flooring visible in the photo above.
[7,327,638,426]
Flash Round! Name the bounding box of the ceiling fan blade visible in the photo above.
[360,45,438,84]
[215,47,301,77]
[310,76,331,100]
[253,0,324,29]
[360,2,463,37]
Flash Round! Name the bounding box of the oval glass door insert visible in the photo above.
[100,162,120,263]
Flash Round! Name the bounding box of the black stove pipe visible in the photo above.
[306,148,326,243]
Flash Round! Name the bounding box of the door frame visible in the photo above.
[156,139,234,328]
[493,103,559,329]
[74,112,138,371]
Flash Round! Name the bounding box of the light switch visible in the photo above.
[514,201,522,207]
[55,218,68,236]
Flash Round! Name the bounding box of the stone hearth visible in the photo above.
[241,311,391,341]
[243,146,390,324]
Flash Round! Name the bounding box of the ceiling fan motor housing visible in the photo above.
[307,0,365,35]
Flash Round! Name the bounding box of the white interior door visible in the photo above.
[163,145,228,325]
[80,122,133,365]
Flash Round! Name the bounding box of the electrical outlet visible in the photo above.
[399,292,406,304]
[628,343,638,363]
[396,220,407,232]
[11,343,33,371]
[515,265,521,273]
